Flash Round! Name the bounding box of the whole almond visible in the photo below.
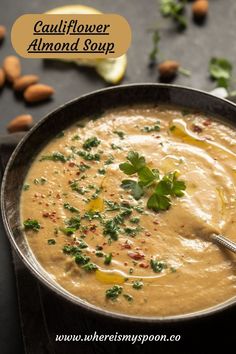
[192,0,209,18]
[0,25,6,41]
[0,68,5,88]
[158,60,180,79]
[3,55,21,83]
[24,84,54,103]
[7,114,33,133]
[14,75,39,92]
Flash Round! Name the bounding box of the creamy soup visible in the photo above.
[21,105,236,317]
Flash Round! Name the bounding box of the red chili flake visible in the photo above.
[68,162,76,167]
[203,119,212,126]
[110,193,115,196]
[191,124,203,133]
[153,220,159,225]
[124,262,128,266]
[140,239,146,244]
[139,262,149,268]
[121,241,132,249]
[76,172,81,176]
[155,135,161,139]
[90,225,97,232]
[42,212,49,217]
[56,193,61,199]
[145,231,151,237]
[128,251,145,260]
[45,203,49,207]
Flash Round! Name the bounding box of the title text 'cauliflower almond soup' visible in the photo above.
[21,105,236,317]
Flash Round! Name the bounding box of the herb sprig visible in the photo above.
[119,151,186,212]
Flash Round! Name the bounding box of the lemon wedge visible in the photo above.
[46,5,127,84]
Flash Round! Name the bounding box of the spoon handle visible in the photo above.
[210,234,236,254]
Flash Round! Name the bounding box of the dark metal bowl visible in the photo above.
[2,83,236,323]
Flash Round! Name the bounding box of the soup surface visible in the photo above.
[21,105,236,317]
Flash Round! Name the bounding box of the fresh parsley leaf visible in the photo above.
[60,227,77,236]
[160,0,187,30]
[137,166,156,186]
[147,193,171,211]
[23,219,40,232]
[66,216,81,230]
[209,57,233,89]
[120,180,144,200]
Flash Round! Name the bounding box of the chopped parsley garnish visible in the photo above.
[77,150,100,161]
[82,211,102,221]
[34,177,47,185]
[48,239,56,245]
[106,285,123,300]
[141,121,160,133]
[66,216,81,230]
[132,280,143,290]
[105,200,120,211]
[60,227,77,236]
[124,226,140,237]
[56,131,65,138]
[209,57,233,89]
[130,217,140,224]
[103,219,120,241]
[98,168,106,175]
[104,155,115,165]
[40,152,67,163]
[104,253,112,265]
[150,259,167,273]
[23,183,30,191]
[63,245,82,255]
[75,253,90,265]
[123,294,133,302]
[95,251,104,257]
[119,151,186,211]
[63,203,79,213]
[23,219,41,232]
[113,130,125,139]
[70,180,88,195]
[78,163,90,172]
[82,262,98,272]
[111,143,122,150]
[82,136,101,150]
[71,134,80,141]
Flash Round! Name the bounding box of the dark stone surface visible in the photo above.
[1,1,236,354]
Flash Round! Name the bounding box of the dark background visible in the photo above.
[1,0,236,353]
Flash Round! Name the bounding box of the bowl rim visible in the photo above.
[2,82,236,323]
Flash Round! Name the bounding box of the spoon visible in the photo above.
[210,234,236,254]
[171,204,236,254]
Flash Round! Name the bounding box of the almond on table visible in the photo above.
[3,55,21,83]
[0,25,6,41]
[0,68,5,88]
[7,114,33,133]
[14,75,39,92]
[24,83,55,103]
[158,60,180,79]
[192,0,209,18]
